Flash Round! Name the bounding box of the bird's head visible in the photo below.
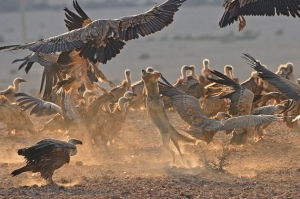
[14,77,26,84]
[125,69,131,76]
[145,66,154,73]
[67,138,83,145]
[203,59,210,67]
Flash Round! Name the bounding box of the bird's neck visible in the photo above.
[126,74,131,90]
[181,67,188,83]
[13,81,20,92]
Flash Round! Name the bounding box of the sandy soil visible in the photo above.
[0,109,300,198]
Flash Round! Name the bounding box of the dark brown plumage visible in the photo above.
[0,0,186,64]
[242,53,300,101]
[11,138,82,184]
[220,0,300,31]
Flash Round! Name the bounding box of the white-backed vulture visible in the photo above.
[220,0,300,31]
[158,74,276,144]
[11,138,82,184]
[224,65,239,83]
[109,69,132,104]
[0,77,26,102]
[174,65,193,92]
[199,59,216,86]
[0,0,186,64]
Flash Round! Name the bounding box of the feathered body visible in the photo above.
[11,138,82,184]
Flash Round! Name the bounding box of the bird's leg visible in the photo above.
[238,15,246,32]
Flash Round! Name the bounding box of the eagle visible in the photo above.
[220,0,300,31]
[0,0,186,64]
[11,138,82,184]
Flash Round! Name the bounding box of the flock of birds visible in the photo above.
[0,0,300,185]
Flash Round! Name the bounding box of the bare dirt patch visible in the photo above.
[1,110,300,198]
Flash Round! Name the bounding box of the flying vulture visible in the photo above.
[0,0,186,64]
[220,0,300,31]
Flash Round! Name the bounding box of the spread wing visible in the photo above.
[0,0,185,64]
[220,0,300,28]
[207,115,277,131]
[208,69,254,116]
[251,105,278,115]
[242,53,300,101]
[118,0,186,41]
[158,75,208,127]
[15,93,62,116]
[0,87,13,96]
[12,53,62,99]
[64,0,92,31]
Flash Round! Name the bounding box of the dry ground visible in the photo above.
[0,109,300,198]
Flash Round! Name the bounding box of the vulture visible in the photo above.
[0,0,186,64]
[242,53,300,101]
[0,95,37,136]
[241,71,263,96]
[173,65,193,92]
[199,59,216,86]
[207,70,255,144]
[224,65,239,83]
[89,91,137,146]
[109,69,132,104]
[0,77,26,102]
[220,0,300,31]
[14,91,114,136]
[275,62,296,82]
[186,65,205,99]
[11,2,115,100]
[11,138,82,184]
[158,74,277,144]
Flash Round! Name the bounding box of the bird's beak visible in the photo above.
[21,79,26,83]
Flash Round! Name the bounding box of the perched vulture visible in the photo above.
[158,74,277,144]
[220,0,300,31]
[0,0,186,64]
[0,77,26,102]
[11,138,82,184]
[89,91,137,146]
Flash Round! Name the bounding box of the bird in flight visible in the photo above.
[0,0,186,64]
